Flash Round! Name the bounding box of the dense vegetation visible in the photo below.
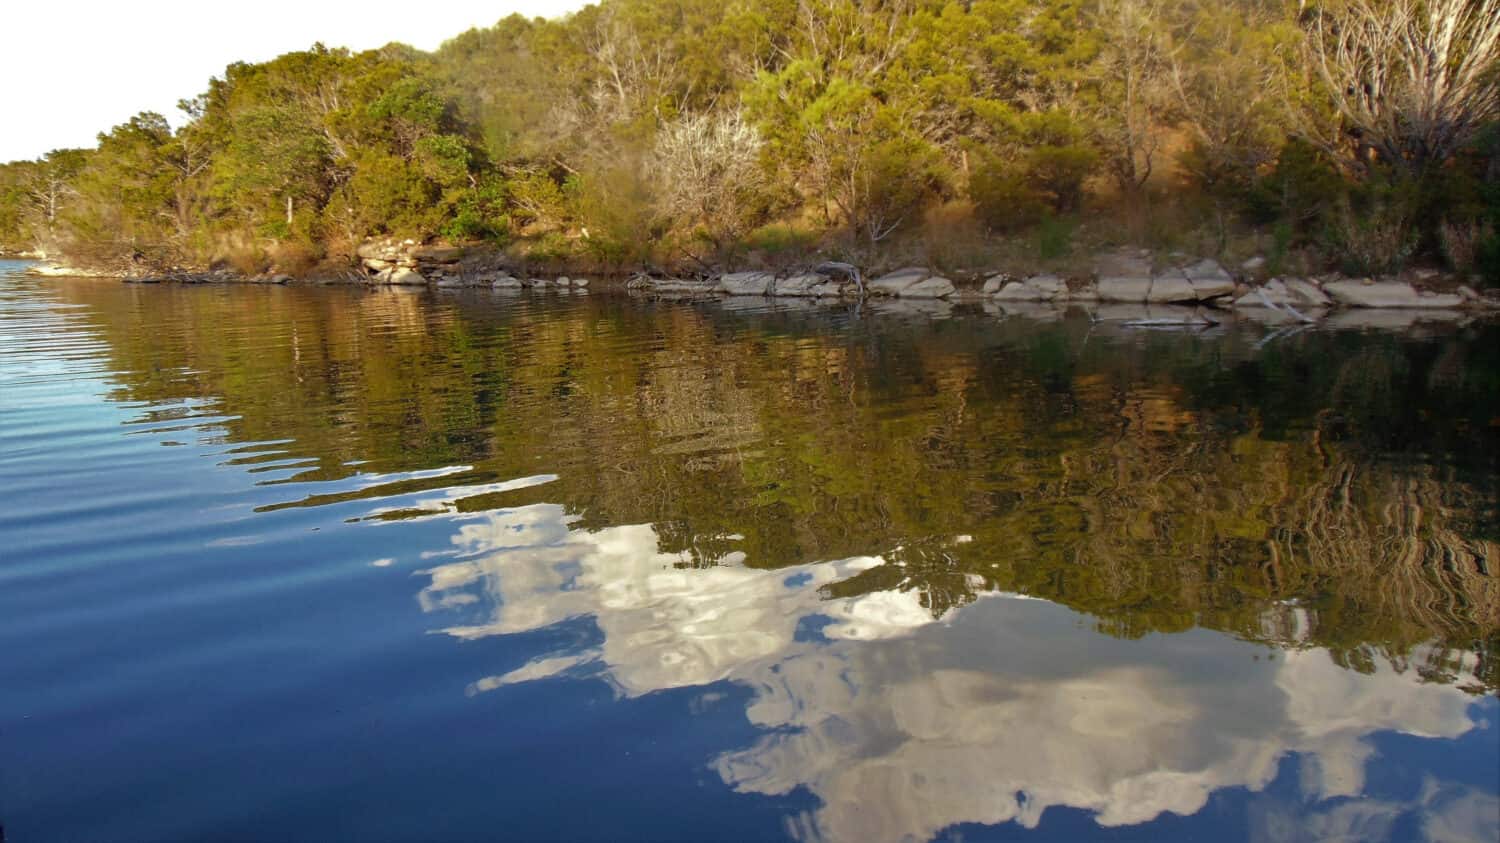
[2,0,1498,281]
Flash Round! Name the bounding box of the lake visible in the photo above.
[1,259,1496,842]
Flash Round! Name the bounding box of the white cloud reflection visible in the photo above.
[417,504,1495,843]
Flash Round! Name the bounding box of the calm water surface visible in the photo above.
[1,259,1497,842]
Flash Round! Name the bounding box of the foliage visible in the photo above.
[0,0,1496,274]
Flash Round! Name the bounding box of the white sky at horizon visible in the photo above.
[0,0,593,162]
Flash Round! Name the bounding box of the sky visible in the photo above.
[0,0,592,163]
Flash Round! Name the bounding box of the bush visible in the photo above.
[1324,196,1417,277]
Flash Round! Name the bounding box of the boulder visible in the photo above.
[356,240,398,261]
[900,276,956,299]
[388,267,426,286]
[436,276,466,288]
[717,271,775,296]
[1096,277,1153,302]
[868,267,929,296]
[981,275,1008,295]
[571,278,590,287]
[491,275,523,289]
[1324,280,1463,308]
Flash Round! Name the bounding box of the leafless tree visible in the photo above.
[1090,0,1183,199]
[649,110,769,247]
[1300,0,1500,174]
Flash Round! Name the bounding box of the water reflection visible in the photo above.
[8,272,1496,841]
[417,502,1494,842]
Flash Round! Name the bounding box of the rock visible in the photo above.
[1234,279,1295,308]
[1283,278,1331,307]
[269,274,292,285]
[1179,259,1236,300]
[772,274,826,296]
[641,278,716,294]
[900,276,956,299]
[993,281,1048,301]
[572,278,590,287]
[363,258,393,272]
[491,275,523,289]
[1458,285,1481,301]
[981,275,1008,295]
[1146,275,1198,303]
[1027,274,1067,298]
[868,267,930,296]
[436,276,466,288]
[717,271,775,296]
[388,267,425,286]
[1324,280,1463,308]
[1241,256,1267,273]
[528,278,549,288]
[356,240,397,260]
[554,276,572,286]
[1096,277,1153,302]
[409,245,465,263]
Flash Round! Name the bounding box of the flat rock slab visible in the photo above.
[772,274,825,296]
[1325,281,1463,308]
[717,272,774,296]
[1097,277,1153,302]
[1282,278,1330,307]
[992,281,1050,301]
[1147,276,1197,303]
[643,279,717,294]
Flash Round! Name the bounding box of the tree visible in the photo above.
[1298,0,1500,176]
[649,109,771,252]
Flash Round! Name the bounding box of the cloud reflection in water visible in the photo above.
[417,503,1495,843]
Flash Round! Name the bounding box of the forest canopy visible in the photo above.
[1,0,1497,281]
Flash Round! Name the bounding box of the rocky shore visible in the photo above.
[23,239,1500,325]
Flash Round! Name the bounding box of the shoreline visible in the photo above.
[21,246,1499,321]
